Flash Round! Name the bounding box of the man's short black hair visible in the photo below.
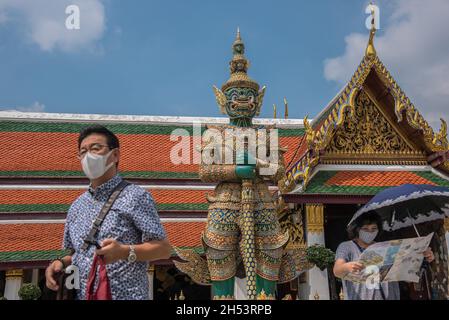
[78,125,120,150]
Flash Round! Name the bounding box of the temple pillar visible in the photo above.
[31,269,40,285]
[147,265,155,300]
[4,269,23,300]
[304,204,330,300]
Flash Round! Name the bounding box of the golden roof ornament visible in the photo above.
[284,97,289,119]
[221,28,260,92]
[235,26,242,44]
[365,2,377,58]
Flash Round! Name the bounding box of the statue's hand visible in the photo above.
[235,165,256,179]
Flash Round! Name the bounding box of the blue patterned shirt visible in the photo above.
[63,174,166,300]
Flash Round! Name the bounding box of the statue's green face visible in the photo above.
[224,87,258,119]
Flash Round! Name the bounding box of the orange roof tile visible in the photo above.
[0,189,209,205]
[325,171,436,187]
[0,222,205,253]
[0,126,302,178]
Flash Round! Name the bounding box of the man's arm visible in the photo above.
[60,252,74,266]
[45,249,74,291]
[94,188,172,264]
[96,238,172,264]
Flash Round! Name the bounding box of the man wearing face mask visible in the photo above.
[45,125,172,300]
[333,212,434,300]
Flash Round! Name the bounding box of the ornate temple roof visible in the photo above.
[283,165,449,204]
[282,18,449,195]
[0,187,210,214]
[0,112,303,181]
[0,221,206,267]
[0,111,303,268]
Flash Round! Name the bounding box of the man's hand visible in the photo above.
[45,260,64,291]
[96,238,128,264]
[344,261,365,274]
[423,247,435,263]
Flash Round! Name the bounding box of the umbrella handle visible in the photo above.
[406,209,421,237]
[421,264,432,300]
[390,209,396,228]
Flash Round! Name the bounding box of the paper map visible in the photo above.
[343,232,433,284]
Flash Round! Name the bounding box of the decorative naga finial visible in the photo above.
[284,97,289,119]
[273,104,277,119]
[365,1,377,57]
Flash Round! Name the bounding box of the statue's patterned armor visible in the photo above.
[173,29,305,300]
[199,125,289,283]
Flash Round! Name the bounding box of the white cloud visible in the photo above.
[0,0,105,52]
[0,101,46,112]
[324,0,449,129]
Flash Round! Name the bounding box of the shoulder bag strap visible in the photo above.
[81,180,130,251]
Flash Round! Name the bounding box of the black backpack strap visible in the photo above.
[81,180,130,251]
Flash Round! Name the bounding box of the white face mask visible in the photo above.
[358,229,378,244]
[81,150,115,180]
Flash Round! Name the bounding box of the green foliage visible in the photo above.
[306,244,336,271]
[0,296,7,300]
[18,283,41,300]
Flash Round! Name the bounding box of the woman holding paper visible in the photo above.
[333,212,434,300]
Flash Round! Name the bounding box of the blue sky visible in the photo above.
[0,0,447,126]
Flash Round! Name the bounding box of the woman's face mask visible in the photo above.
[81,149,115,180]
[358,228,379,244]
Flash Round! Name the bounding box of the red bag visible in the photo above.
[86,255,112,300]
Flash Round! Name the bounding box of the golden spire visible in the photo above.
[273,104,277,119]
[221,28,260,92]
[365,1,377,57]
[284,97,289,119]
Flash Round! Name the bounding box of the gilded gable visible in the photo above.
[322,90,426,165]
